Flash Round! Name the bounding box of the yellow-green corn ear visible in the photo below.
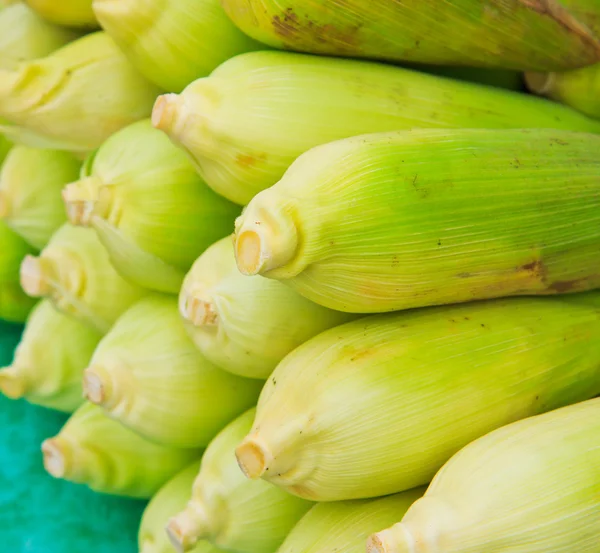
[92,0,262,93]
[0,32,162,154]
[278,490,425,553]
[0,220,37,322]
[167,408,312,553]
[63,120,240,294]
[0,299,101,412]
[140,460,224,553]
[19,223,146,333]
[221,0,600,71]
[234,294,600,501]
[180,237,354,379]
[153,52,600,205]
[0,146,80,249]
[82,295,262,448]
[24,0,96,28]
[234,129,600,313]
[0,3,79,70]
[368,397,600,553]
[526,63,600,119]
[41,402,201,498]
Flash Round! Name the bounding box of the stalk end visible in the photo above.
[166,505,210,553]
[20,255,52,297]
[0,191,10,219]
[0,367,27,399]
[41,437,69,479]
[152,94,181,135]
[235,230,264,275]
[179,290,218,327]
[524,72,555,95]
[62,177,102,226]
[82,366,109,405]
[235,435,271,479]
[367,525,414,553]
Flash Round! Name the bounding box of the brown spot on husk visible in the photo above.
[236,152,266,168]
[549,279,581,293]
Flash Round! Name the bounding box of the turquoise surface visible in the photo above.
[0,319,146,552]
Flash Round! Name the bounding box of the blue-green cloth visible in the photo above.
[0,320,146,552]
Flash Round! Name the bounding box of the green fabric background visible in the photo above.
[0,319,146,552]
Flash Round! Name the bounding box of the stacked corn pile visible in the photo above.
[1,0,600,552]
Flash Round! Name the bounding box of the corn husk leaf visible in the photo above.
[41,402,201,498]
[369,398,600,553]
[0,32,162,153]
[0,299,102,411]
[168,408,312,553]
[234,294,600,501]
[83,295,262,448]
[19,223,146,333]
[0,146,80,249]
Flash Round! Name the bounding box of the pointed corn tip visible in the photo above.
[0,191,10,219]
[0,367,27,399]
[524,72,555,95]
[41,438,68,478]
[152,94,181,134]
[20,255,51,297]
[235,230,264,275]
[235,435,271,479]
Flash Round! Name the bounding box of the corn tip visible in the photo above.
[20,255,51,297]
[152,94,180,133]
[41,437,68,479]
[235,435,271,479]
[0,367,27,399]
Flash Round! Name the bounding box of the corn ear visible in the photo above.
[140,460,224,553]
[235,294,600,501]
[24,0,96,28]
[278,490,424,553]
[82,295,262,448]
[368,398,600,553]
[167,408,312,553]
[41,402,201,498]
[153,51,600,204]
[0,3,79,70]
[0,299,101,411]
[19,223,146,333]
[526,63,600,119]
[64,120,240,294]
[234,129,600,313]
[0,146,80,249]
[92,0,262,93]
[0,220,37,322]
[180,237,354,379]
[0,32,162,153]
[221,0,600,71]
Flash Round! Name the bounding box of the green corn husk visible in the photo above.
[0,3,79,70]
[82,295,262,448]
[0,299,102,412]
[234,294,600,501]
[24,0,96,28]
[0,134,11,165]
[278,490,425,553]
[0,220,37,322]
[92,0,263,93]
[19,223,146,333]
[0,32,162,154]
[368,398,600,553]
[41,402,201,498]
[153,51,600,205]
[234,129,600,313]
[62,120,240,294]
[221,0,600,71]
[0,146,80,249]
[167,408,313,553]
[526,63,600,119]
[180,237,354,379]
[140,460,224,553]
